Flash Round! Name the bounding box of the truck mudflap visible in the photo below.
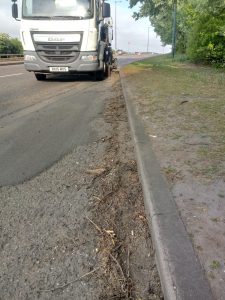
[112,57,118,70]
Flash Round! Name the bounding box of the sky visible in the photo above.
[0,0,171,53]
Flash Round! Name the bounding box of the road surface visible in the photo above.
[117,54,152,67]
[0,56,150,186]
[0,65,112,186]
[0,57,162,300]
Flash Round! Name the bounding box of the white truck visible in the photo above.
[12,0,114,80]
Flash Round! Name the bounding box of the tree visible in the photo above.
[10,38,23,54]
[129,0,225,65]
[187,1,225,65]
[129,0,187,53]
[0,33,23,54]
[0,33,11,53]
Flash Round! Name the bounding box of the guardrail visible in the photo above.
[0,54,24,59]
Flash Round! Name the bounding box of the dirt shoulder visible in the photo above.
[121,55,225,300]
[0,73,162,299]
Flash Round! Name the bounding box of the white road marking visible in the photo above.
[0,73,23,78]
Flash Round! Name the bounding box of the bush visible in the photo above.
[0,33,23,54]
[10,38,23,54]
[187,13,225,66]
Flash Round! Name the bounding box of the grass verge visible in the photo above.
[123,54,225,180]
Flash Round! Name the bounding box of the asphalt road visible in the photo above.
[0,64,113,186]
[117,54,153,67]
[0,56,150,187]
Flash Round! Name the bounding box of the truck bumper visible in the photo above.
[24,51,101,73]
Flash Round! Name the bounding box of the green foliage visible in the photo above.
[131,0,173,46]
[0,33,23,54]
[0,33,11,53]
[187,13,225,66]
[187,3,225,66]
[10,38,23,54]
[129,0,225,66]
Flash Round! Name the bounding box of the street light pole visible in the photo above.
[147,27,150,53]
[115,0,121,52]
[172,0,177,58]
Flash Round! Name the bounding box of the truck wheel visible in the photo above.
[95,70,104,81]
[105,63,111,77]
[35,73,46,81]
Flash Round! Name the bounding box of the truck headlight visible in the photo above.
[24,55,37,61]
[81,55,97,62]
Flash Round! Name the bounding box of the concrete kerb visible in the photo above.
[119,69,214,300]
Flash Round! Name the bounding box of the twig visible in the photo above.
[86,216,104,234]
[101,190,114,203]
[93,195,102,202]
[126,246,130,300]
[109,253,126,282]
[40,267,101,292]
[180,100,189,105]
[127,246,130,278]
[86,216,115,238]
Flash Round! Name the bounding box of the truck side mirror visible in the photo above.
[12,3,18,19]
[102,3,110,18]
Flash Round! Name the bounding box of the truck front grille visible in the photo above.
[34,43,80,63]
[31,32,83,64]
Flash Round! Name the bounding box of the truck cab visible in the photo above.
[12,0,113,80]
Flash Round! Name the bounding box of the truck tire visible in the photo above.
[35,73,46,81]
[105,63,111,77]
[95,70,104,81]
[95,61,106,81]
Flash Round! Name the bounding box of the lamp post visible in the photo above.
[115,0,121,52]
[172,0,177,58]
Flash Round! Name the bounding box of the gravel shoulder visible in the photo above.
[0,73,162,299]
[121,56,225,300]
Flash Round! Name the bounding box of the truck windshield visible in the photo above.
[22,0,93,19]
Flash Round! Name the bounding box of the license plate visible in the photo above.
[49,67,69,72]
